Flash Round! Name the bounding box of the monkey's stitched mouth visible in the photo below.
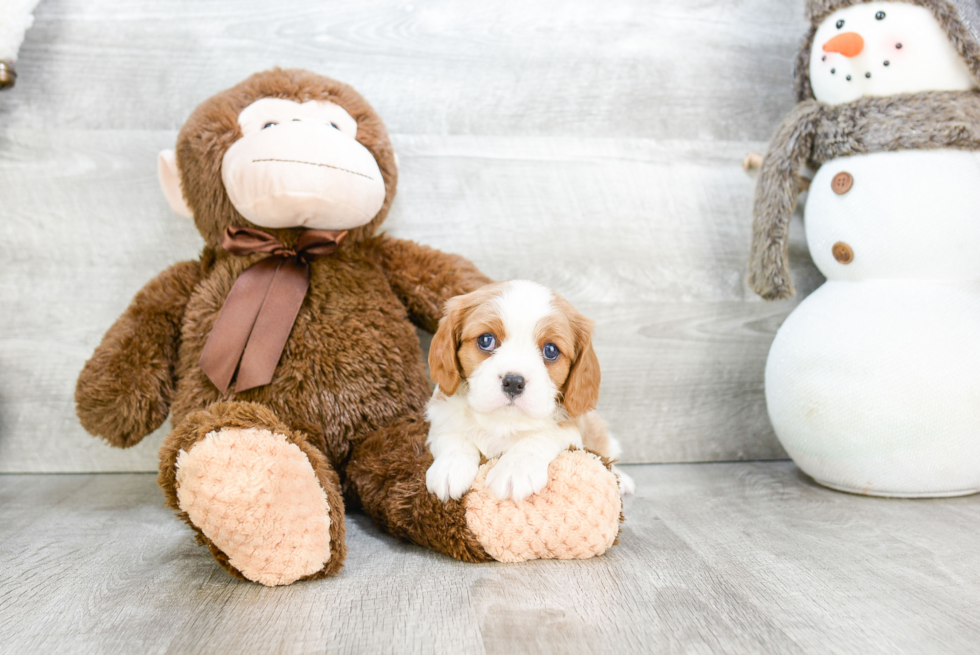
[251,158,375,180]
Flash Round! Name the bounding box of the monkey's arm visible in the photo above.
[375,236,492,333]
[75,260,202,448]
[748,100,823,301]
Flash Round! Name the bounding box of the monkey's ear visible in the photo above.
[157,149,193,219]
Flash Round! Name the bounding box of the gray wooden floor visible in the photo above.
[2,463,979,655]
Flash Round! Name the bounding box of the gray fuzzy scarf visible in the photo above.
[748,90,980,300]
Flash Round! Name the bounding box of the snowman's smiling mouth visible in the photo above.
[821,28,903,83]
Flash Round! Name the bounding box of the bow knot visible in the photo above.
[199,225,348,394]
[220,225,345,262]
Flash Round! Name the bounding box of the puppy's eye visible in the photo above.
[542,343,560,362]
[263,122,278,129]
[477,333,496,351]
[330,122,340,130]
[875,11,885,20]
[836,19,844,29]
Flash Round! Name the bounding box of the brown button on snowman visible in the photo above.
[748,0,980,497]
[831,172,853,195]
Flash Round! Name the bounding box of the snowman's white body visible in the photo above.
[764,1,980,496]
[767,149,980,496]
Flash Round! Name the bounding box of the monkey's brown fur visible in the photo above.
[75,69,495,580]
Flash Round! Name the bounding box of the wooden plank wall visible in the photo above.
[0,0,821,472]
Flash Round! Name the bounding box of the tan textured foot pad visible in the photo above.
[464,450,622,563]
[175,428,332,586]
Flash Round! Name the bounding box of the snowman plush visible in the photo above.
[749,0,980,496]
[0,0,43,90]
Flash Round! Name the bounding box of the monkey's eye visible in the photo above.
[542,343,560,362]
[329,122,340,130]
[875,11,885,20]
[836,19,844,29]
[477,334,496,352]
[262,122,278,129]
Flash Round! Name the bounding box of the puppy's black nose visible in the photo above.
[501,374,525,398]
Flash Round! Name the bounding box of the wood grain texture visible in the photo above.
[0,0,820,471]
[2,464,980,654]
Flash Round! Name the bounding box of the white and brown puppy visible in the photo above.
[425,280,635,502]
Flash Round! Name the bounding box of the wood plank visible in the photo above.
[10,0,804,141]
[2,465,979,654]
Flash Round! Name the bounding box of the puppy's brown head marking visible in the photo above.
[429,281,600,417]
[428,283,507,395]
[552,294,600,417]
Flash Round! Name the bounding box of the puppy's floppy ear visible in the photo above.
[563,312,601,418]
[428,297,465,395]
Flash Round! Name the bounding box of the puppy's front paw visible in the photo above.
[613,466,636,495]
[426,452,479,502]
[485,454,551,502]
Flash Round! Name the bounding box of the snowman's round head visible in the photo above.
[795,0,980,103]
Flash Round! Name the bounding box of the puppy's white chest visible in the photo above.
[469,412,579,459]
[468,427,524,459]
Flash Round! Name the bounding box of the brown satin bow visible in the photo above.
[199,225,348,393]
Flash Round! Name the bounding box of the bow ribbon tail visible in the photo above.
[200,226,347,394]
[199,257,282,394]
[233,257,311,392]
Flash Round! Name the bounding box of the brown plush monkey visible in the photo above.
[75,69,623,586]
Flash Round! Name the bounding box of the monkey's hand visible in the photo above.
[373,236,492,333]
[75,260,202,448]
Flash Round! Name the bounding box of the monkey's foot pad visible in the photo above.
[464,450,622,563]
[175,427,332,586]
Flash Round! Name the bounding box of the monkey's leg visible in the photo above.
[346,412,623,563]
[159,401,346,586]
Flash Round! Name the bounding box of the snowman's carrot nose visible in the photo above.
[823,32,865,57]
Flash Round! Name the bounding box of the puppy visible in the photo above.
[424,280,635,502]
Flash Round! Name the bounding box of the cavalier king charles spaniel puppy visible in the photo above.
[425,280,635,502]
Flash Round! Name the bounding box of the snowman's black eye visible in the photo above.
[876,11,886,20]
[263,122,278,129]
[836,19,845,29]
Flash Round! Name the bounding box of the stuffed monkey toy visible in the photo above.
[749,1,980,496]
[75,69,623,585]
